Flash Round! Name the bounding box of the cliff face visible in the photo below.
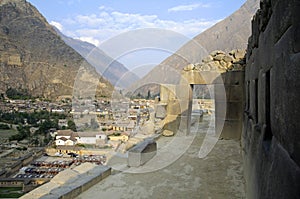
[0,0,113,99]
[243,0,300,198]
[128,0,260,95]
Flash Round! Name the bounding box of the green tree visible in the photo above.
[147,90,151,99]
[0,123,10,129]
[9,125,30,141]
[37,119,58,135]
[90,118,99,129]
[6,88,32,100]
[137,92,143,99]
[0,93,4,101]
[67,120,77,131]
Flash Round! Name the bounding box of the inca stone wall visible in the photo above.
[182,50,246,140]
[243,0,300,198]
[156,49,246,139]
[215,71,245,140]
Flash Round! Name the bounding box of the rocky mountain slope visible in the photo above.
[128,0,260,95]
[57,30,140,89]
[0,0,113,99]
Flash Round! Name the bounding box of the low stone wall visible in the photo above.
[20,163,111,199]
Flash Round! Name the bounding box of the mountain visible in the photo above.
[0,0,113,99]
[128,0,260,95]
[57,29,140,89]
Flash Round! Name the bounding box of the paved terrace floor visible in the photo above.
[76,115,245,199]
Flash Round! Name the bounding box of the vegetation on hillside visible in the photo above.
[5,88,33,100]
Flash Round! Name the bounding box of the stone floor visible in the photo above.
[76,116,245,199]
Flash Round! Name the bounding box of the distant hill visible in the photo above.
[57,29,140,89]
[128,0,260,95]
[0,0,113,99]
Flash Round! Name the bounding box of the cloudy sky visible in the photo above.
[28,0,246,45]
[27,0,247,77]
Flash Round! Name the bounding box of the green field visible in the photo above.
[0,129,18,138]
[0,187,24,198]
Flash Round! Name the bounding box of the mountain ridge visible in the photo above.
[56,29,140,89]
[0,0,113,99]
[128,0,260,95]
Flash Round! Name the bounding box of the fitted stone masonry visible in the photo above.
[157,50,246,140]
[243,0,300,198]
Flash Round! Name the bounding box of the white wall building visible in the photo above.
[55,130,107,146]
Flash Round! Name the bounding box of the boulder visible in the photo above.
[183,64,195,71]
[202,55,213,63]
[223,55,234,62]
[162,130,174,137]
[234,49,246,59]
[210,50,225,56]
[201,64,211,71]
[219,60,228,68]
[214,54,225,61]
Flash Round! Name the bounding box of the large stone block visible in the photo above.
[218,119,243,140]
[214,84,227,102]
[294,25,300,53]
[222,71,245,85]
[155,103,167,119]
[272,0,293,43]
[174,84,192,100]
[215,84,244,102]
[160,84,176,102]
[228,85,244,102]
[166,99,191,116]
[127,139,157,167]
[214,101,227,119]
[215,101,244,120]
[166,99,181,115]
[181,70,221,85]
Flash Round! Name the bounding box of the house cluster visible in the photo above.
[127,103,150,122]
[53,128,131,149]
[54,130,108,147]
[0,99,71,114]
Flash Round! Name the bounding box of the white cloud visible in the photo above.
[168,3,210,12]
[76,36,100,46]
[76,14,107,27]
[60,10,219,46]
[50,21,63,31]
[99,5,113,11]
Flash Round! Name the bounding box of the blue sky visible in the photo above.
[27,0,246,45]
[27,0,247,77]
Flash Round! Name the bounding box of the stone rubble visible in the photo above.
[183,49,246,73]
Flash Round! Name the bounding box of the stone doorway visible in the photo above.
[158,68,244,140]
